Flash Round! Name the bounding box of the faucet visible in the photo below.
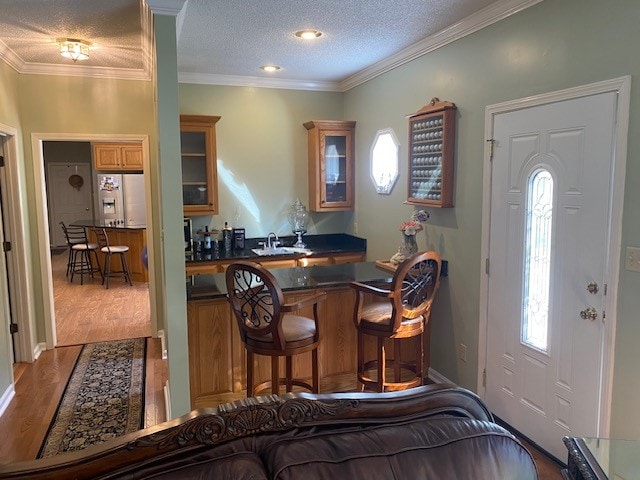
[267,232,280,249]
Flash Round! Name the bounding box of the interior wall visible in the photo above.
[16,74,156,342]
[344,0,640,439]
[0,60,25,401]
[178,84,347,239]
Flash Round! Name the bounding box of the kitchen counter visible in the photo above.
[71,219,146,229]
[70,221,148,282]
[187,261,392,300]
[186,233,366,263]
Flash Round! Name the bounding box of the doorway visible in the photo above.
[479,77,630,460]
[30,134,157,350]
[43,140,152,346]
[0,136,16,363]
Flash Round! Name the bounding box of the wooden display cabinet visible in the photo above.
[93,142,143,171]
[406,98,456,208]
[304,120,356,212]
[180,115,220,216]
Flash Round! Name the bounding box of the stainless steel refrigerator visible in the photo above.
[95,173,146,227]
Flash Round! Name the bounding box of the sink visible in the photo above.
[251,247,311,256]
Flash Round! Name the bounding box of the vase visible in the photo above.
[399,233,418,258]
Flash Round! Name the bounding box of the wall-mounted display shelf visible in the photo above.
[406,98,456,208]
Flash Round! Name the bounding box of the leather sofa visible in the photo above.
[0,383,538,479]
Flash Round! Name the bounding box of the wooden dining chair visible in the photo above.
[225,260,326,396]
[350,251,442,392]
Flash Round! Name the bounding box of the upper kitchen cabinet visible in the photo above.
[304,120,356,212]
[180,115,220,216]
[406,98,457,208]
[93,142,143,171]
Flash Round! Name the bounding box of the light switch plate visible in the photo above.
[625,246,640,272]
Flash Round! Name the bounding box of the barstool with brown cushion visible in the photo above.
[350,251,442,392]
[226,260,326,397]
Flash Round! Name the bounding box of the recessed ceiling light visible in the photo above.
[260,65,281,72]
[295,30,322,40]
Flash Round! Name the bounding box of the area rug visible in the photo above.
[38,337,146,458]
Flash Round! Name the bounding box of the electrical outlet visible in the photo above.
[626,246,640,272]
[458,343,467,363]
[353,222,358,235]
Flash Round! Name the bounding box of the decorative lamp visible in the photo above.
[58,38,90,62]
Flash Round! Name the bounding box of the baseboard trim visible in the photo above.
[157,330,167,360]
[163,380,171,420]
[0,384,15,418]
[33,342,46,360]
[428,367,456,385]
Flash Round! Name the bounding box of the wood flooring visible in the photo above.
[51,250,151,346]
[1,338,166,464]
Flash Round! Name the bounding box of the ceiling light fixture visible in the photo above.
[58,38,90,62]
[295,30,322,40]
[260,65,281,72]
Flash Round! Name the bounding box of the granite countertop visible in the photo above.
[186,233,366,264]
[187,261,392,301]
[71,219,146,230]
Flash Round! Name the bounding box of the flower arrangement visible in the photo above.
[399,210,430,236]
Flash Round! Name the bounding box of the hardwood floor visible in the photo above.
[51,250,151,346]
[0,338,166,464]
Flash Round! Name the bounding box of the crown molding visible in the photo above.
[338,0,543,91]
[0,39,25,72]
[144,0,187,16]
[178,72,342,92]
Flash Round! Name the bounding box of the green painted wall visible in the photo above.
[0,59,22,404]
[16,74,156,341]
[344,0,640,438]
[153,13,191,417]
[179,84,346,238]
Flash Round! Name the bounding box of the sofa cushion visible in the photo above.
[261,417,537,480]
[116,446,269,480]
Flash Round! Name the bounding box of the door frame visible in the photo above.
[478,76,631,438]
[0,123,36,363]
[30,133,157,349]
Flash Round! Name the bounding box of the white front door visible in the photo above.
[485,91,617,460]
[47,163,93,247]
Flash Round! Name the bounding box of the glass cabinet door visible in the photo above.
[181,130,209,208]
[322,132,349,204]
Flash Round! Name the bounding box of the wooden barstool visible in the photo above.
[93,227,133,289]
[350,251,442,392]
[226,261,326,396]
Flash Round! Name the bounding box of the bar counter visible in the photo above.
[187,261,404,409]
[187,261,393,300]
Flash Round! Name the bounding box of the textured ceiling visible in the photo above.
[176,0,497,82]
[0,0,145,70]
[0,0,525,88]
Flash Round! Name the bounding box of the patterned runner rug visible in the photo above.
[38,338,146,458]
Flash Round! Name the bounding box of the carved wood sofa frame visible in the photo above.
[0,383,495,480]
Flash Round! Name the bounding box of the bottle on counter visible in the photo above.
[204,226,212,250]
[223,222,233,254]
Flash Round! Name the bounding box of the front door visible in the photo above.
[485,91,617,459]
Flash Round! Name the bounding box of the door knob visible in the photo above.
[587,281,599,294]
[580,307,598,321]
